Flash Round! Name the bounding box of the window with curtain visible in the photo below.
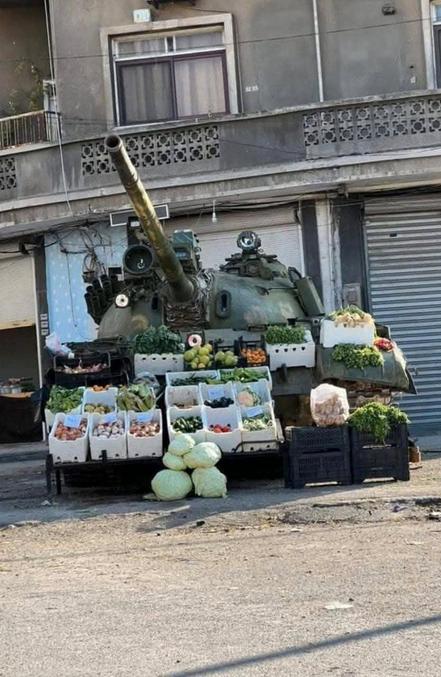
[113,29,229,125]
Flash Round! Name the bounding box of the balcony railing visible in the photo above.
[0,110,59,151]
[302,93,441,158]
[1,90,441,200]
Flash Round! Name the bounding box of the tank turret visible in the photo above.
[86,135,324,338]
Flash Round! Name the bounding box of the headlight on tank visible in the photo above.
[115,293,130,309]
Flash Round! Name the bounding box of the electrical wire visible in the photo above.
[0,14,435,65]
[43,0,72,215]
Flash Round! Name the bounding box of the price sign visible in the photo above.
[64,414,82,428]
[246,406,264,418]
[137,410,154,423]
[207,386,224,400]
[103,412,117,424]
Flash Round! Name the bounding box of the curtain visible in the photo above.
[120,62,173,123]
[174,55,226,117]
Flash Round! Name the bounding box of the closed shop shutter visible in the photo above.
[0,253,35,330]
[167,206,305,273]
[365,193,441,429]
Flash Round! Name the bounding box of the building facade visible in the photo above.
[1,0,441,433]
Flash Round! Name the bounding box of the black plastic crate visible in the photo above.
[237,336,269,367]
[350,423,409,483]
[53,352,111,387]
[284,425,351,489]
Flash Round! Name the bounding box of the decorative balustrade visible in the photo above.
[81,124,220,176]
[303,94,441,157]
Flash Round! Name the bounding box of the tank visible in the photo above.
[83,134,414,398]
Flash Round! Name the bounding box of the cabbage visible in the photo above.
[184,442,221,469]
[168,434,195,457]
[192,467,227,498]
[162,452,187,471]
[151,469,193,501]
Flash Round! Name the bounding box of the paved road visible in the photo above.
[2,514,441,676]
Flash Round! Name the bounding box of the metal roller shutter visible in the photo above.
[365,194,441,430]
[167,207,305,273]
[0,253,35,330]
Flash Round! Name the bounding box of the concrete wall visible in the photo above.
[0,3,49,116]
[48,0,318,140]
[49,0,428,141]
[318,0,427,99]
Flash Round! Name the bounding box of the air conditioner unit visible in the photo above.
[110,204,170,227]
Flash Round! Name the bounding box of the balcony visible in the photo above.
[0,110,58,151]
[1,90,441,225]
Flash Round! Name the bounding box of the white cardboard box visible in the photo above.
[165,370,219,386]
[81,387,118,415]
[127,409,163,459]
[45,403,82,434]
[199,382,235,405]
[167,405,206,444]
[134,353,184,377]
[267,330,316,369]
[320,319,375,348]
[239,402,278,452]
[221,366,272,388]
[234,380,271,407]
[49,413,90,463]
[165,385,202,409]
[203,404,241,453]
[89,412,127,460]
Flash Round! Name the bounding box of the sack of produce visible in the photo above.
[192,467,227,498]
[168,433,195,457]
[310,383,349,427]
[151,469,193,501]
[183,442,222,469]
[162,451,187,471]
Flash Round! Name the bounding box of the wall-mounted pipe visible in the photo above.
[312,0,325,102]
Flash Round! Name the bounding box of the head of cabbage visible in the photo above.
[184,441,221,469]
[168,433,195,457]
[162,451,187,471]
[151,469,193,501]
[192,467,227,498]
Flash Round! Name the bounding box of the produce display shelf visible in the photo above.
[45,451,162,496]
[222,440,282,455]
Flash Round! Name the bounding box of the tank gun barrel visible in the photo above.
[105,134,194,303]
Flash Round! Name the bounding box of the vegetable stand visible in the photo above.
[44,307,414,496]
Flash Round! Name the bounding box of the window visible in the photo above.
[112,28,229,126]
